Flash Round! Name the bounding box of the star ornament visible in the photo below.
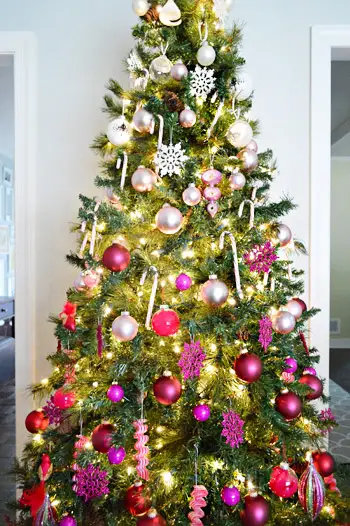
[155,141,188,177]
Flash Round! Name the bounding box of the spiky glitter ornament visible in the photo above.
[319,408,337,435]
[43,396,64,425]
[258,316,272,352]
[189,66,216,100]
[244,241,278,273]
[178,340,206,381]
[221,410,244,449]
[155,142,188,177]
[73,464,109,501]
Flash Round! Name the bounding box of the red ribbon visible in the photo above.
[60,301,77,332]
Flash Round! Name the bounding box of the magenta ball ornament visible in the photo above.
[193,404,211,422]
[277,224,292,247]
[153,371,182,406]
[269,463,298,498]
[201,275,229,308]
[59,517,77,526]
[241,494,269,526]
[272,310,296,334]
[304,367,316,376]
[234,352,263,383]
[151,305,180,336]
[182,184,201,206]
[246,139,258,152]
[286,298,304,320]
[221,486,240,506]
[229,171,246,190]
[312,451,335,477]
[112,311,139,342]
[102,243,131,272]
[299,374,323,400]
[179,107,197,128]
[284,357,298,374]
[91,423,114,454]
[156,204,183,235]
[131,166,157,193]
[275,390,302,421]
[171,61,188,81]
[108,446,126,465]
[107,384,125,403]
[53,388,76,410]
[237,148,259,173]
[175,273,192,291]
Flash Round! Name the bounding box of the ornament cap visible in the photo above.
[121,311,130,316]
[134,480,143,487]
[280,462,289,470]
[160,305,170,310]
[249,490,258,497]
[209,274,218,280]
[163,203,170,208]
[148,509,158,518]
[281,388,289,394]
[163,370,172,377]
[188,183,196,187]
[240,348,248,355]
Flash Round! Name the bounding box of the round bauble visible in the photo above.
[275,390,302,421]
[171,61,188,81]
[91,423,114,454]
[269,463,298,498]
[241,494,269,526]
[221,486,241,507]
[125,481,151,517]
[25,410,49,434]
[156,204,183,235]
[53,388,76,410]
[179,108,197,128]
[151,306,180,336]
[197,41,216,66]
[304,367,316,376]
[229,171,246,190]
[182,184,201,206]
[193,404,211,422]
[293,297,307,313]
[237,149,259,173]
[272,311,296,335]
[284,357,298,374]
[132,166,157,193]
[286,298,304,320]
[150,54,173,84]
[153,371,182,406]
[175,273,192,291]
[107,384,125,403]
[137,509,167,526]
[203,185,221,201]
[299,373,323,400]
[83,270,100,289]
[73,274,86,292]
[133,108,155,134]
[107,116,131,146]
[102,243,131,272]
[227,120,253,148]
[246,139,258,152]
[277,224,292,247]
[159,0,182,26]
[234,72,253,102]
[132,0,150,16]
[112,311,139,342]
[201,275,229,308]
[108,446,126,465]
[312,451,335,477]
[234,352,263,383]
[106,187,120,205]
[59,517,77,526]
[201,168,223,185]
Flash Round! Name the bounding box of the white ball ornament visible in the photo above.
[229,171,246,190]
[234,72,253,101]
[197,41,216,67]
[227,120,253,148]
[182,184,201,206]
[107,116,131,146]
[156,204,184,235]
[131,166,157,193]
[171,61,188,81]
[277,224,292,247]
[132,0,150,16]
[201,275,229,308]
[159,0,182,26]
[112,311,139,342]
[150,54,173,84]
[179,107,197,128]
[132,108,155,134]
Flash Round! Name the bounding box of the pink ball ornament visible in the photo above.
[73,274,86,292]
[153,371,182,406]
[272,310,296,335]
[229,171,246,190]
[175,273,192,291]
[203,185,221,201]
[277,224,292,247]
[53,388,76,410]
[201,168,222,186]
[151,305,180,336]
[201,275,229,308]
[286,298,304,320]
[156,204,183,235]
[112,311,139,342]
[83,270,100,289]
[304,367,316,376]
[299,373,323,400]
[234,352,263,383]
[293,297,307,313]
[193,404,211,422]
[246,139,258,152]
[131,166,157,193]
[179,107,197,128]
[284,357,298,374]
[237,149,259,174]
[107,384,124,403]
[269,463,298,498]
[102,243,131,272]
[221,486,240,506]
[108,446,126,465]
[275,390,302,421]
[182,184,201,206]
[59,517,77,526]
[171,61,188,81]
[241,494,269,526]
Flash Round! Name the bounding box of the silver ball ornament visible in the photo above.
[272,311,296,335]
[156,204,184,235]
[132,108,155,134]
[246,139,258,152]
[201,275,229,308]
[197,41,216,67]
[171,61,188,81]
[112,311,139,342]
[107,116,131,146]
[237,148,259,173]
[277,224,292,247]
[229,171,246,190]
[132,0,150,16]
[131,166,157,192]
[179,108,197,128]
[182,184,201,206]
[286,299,304,320]
[150,54,173,84]
[227,120,253,148]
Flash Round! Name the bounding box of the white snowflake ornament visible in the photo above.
[190,65,216,100]
[127,50,143,72]
[213,0,233,20]
[155,142,188,177]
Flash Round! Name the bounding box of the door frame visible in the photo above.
[310,26,350,395]
[0,32,37,456]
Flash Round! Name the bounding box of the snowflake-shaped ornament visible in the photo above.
[213,0,232,21]
[190,65,216,100]
[155,142,188,177]
[127,50,143,72]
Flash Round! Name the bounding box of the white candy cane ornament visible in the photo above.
[238,199,255,229]
[207,100,225,139]
[155,114,164,177]
[78,201,101,258]
[140,266,159,329]
[219,231,243,298]
[116,152,128,189]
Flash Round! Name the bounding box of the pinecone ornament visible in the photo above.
[144,6,160,22]
[237,326,250,341]
[164,91,185,112]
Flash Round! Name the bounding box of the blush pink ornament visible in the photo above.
[112,311,139,342]
[73,274,86,292]
[286,298,304,320]
[182,183,201,206]
[193,404,211,422]
[229,170,246,190]
[107,384,124,403]
[83,270,100,289]
[272,310,296,335]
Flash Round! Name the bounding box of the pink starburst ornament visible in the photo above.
[258,316,272,352]
[178,340,206,381]
[319,408,337,435]
[221,410,244,449]
[244,241,278,273]
[73,464,109,501]
[43,396,64,425]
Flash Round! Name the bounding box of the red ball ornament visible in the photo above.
[91,423,114,453]
[241,494,269,526]
[275,390,302,420]
[299,374,323,400]
[102,243,131,272]
[136,509,167,525]
[125,481,151,517]
[25,410,49,434]
[153,371,182,406]
[151,305,180,337]
[53,388,76,410]
[234,352,263,383]
[269,462,298,498]
[312,451,335,477]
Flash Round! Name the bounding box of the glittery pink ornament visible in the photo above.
[175,273,192,291]
[43,396,64,425]
[258,316,272,352]
[178,340,206,381]
[244,241,278,273]
[107,384,124,403]
[221,410,244,449]
[193,404,211,421]
[73,464,110,501]
[133,419,150,481]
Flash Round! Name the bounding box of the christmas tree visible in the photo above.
[13,1,350,525]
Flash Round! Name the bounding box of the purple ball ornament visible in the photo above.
[193,404,211,422]
[221,486,241,507]
[59,517,77,526]
[175,273,192,291]
[304,367,317,376]
[108,446,126,465]
[284,357,298,374]
[107,384,125,403]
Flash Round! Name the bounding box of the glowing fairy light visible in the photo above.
[92,381,99,388]
[41,378,49,385]
[162,471,174,487]
[140,238,146,245]
[106,352,113,359]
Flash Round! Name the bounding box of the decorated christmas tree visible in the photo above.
[13,1,350,525]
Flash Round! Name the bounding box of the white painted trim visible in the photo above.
[0,32,37,457]
[330,338,350,349]
[310,26,350,397]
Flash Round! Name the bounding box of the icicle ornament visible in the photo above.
[219,231,243,298]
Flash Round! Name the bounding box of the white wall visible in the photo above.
[0,59,14,161]
[1,0,350,381]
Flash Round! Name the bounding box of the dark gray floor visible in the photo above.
[330,348,350,393]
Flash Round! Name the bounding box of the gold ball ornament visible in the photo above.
[156,204,184,235]
[131,166,157,192]
[201,275,229,308]
[132,108,155,134]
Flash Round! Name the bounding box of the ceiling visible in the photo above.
[331,61,350,153]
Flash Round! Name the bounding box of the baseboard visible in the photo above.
[330,338,350,349]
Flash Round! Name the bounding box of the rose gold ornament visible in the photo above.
[229,170,246,190]
[201,275,229,307]
[156,204,183,234]
[182,184,201,206]
[171,60,188,81]
[237,148,259,173]
[286,298,304,320]
[131,166,157,192]
[179,107,196,128]
[272,310,296,335]
[277,224,292,247]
